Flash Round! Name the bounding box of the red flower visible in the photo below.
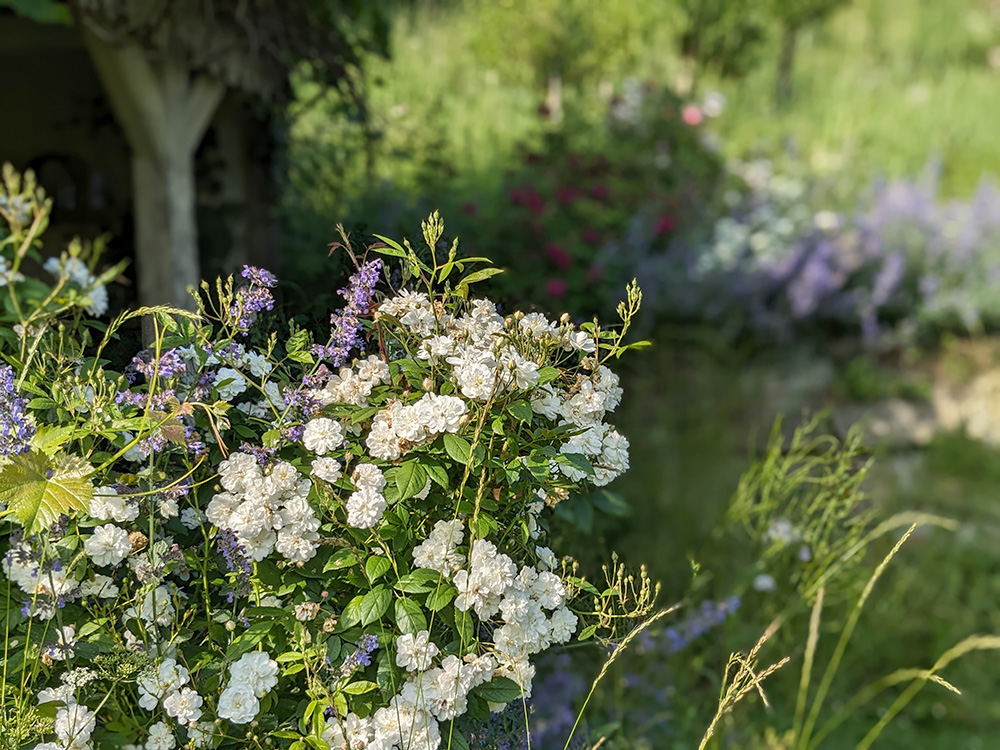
[545,243,572,269]
[582,227,601,247]
[557,186,580,204]
[654,215,676,236]
[545,278,568,298]
[590,183,609,200]
[510,186,545,215]
[462,201,479,216]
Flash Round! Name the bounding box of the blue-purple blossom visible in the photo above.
[216,529,252,602]
[0,365,35,458]
[340,633,380,675]
[314,259,382,367]
[232,267,278,334]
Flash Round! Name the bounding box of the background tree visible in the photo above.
[768,0,851,106]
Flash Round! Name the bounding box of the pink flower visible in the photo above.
[654,215,676,235]
[545,243,572,269]
[545,278,568,297]
[682,105,703,126]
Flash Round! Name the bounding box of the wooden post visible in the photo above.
[81,30,224,309]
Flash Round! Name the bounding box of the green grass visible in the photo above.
[708,0,1000,196]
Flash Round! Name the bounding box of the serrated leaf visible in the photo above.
[422,461,449,489]
[508,400,533,423]
[31,425,76,456]
[365,555,392,582]
[425,585,455,611]
[394,569,440,593]
[441,433,471,464]
[323,549,358,573]
[472,677,524,704]
[395,598,427,634]
[360,586,391,626]
[340,595,365,628]
[0,453,93,534]
[537,366,561,385]
[557,451,594,476]
[393,460,428,502]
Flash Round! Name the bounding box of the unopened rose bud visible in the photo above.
[560,312,571,324]
[225,620,236,632]
[422,377,433,391]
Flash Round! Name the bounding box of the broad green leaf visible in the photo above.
[425,585,455,611]
[0,452,93,534]
[472,677,524,704]
[31,425,76,456]
[360,586,391,626]
[537,366,561,385]
[441,433,471,464]
[342,680,378,695]
[323,549,358,573]
[394,569,440,593]
[340,595,366,629]
[507,400,533,423]
[557,451,594,476]
[422,461,450,489]
[393,460,428,503]
[395,598,427,634]
[365,555,392,582]
[225,620,273,660]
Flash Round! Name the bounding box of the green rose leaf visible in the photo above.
[0,452,93,535]
[360,586,391,626]
[394,460,428,502]
[365,555,392,583]
[395,598,427,634]
[472,677,524,704]
[442,433,472,464]
[425,585,455,612]
[507,400,533,423]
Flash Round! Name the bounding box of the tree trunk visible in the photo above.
[81,31,224,310]
[775,23,798,108]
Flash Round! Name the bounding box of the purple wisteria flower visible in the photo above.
[0,364,35,458]
[314,259,382,367]
[232,266,278,334]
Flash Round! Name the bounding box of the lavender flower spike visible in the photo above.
[0,364,35,458]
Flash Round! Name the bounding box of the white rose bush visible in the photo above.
[0,170,656,750]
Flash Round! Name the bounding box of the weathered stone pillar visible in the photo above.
[81,31,223,309]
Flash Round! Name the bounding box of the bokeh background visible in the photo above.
[4,0,1000,747]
